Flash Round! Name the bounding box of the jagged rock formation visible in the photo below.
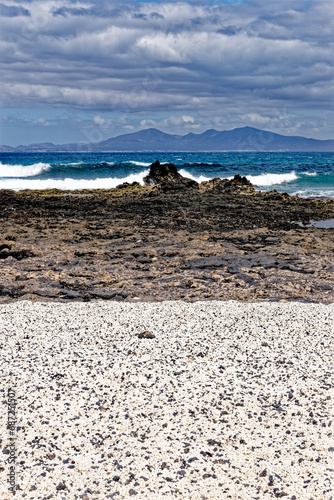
[143,160,198,191]
[201,174,256,194]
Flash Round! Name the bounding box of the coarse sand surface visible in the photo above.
[1,301,333,499]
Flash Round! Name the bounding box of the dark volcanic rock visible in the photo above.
[226,174,255,192]
[0,172,333,303]
[202,174,255,194]
[144,160,179,184]
[137,331,156,339]
[160,178,199,192]
[182,256,230,269]
[0,248,35,260]
[116,181,140,189]
[144,161,198,190]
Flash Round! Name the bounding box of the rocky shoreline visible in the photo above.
[1,161,333,303]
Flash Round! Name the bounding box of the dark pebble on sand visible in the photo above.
[137,331,156,339]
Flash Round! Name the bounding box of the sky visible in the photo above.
[1,0,334,146]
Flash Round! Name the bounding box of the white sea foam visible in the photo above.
[0,170,150,191]
[126,160,172,167]
[245,171,298,186]
[179,169,211,183]
[65,161,84,166]
[291,189,334,199]
[64,161,114,167]
[181,169,299,187]
[0,162,51,178]
[194,162,214,165]
[126,161,152,167]
[302,171,317,176]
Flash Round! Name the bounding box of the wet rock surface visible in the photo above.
[0,165,333,303]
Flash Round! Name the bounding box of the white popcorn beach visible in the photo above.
[0,301,333,500]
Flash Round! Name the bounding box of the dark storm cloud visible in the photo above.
[1,0,333,139]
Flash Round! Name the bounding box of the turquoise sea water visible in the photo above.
[0,152,334,198]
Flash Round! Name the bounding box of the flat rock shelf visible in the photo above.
[1,301,333,499]
[0,174,334,303]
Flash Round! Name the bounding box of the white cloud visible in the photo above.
[93,115,113,128]
[32,117,52,126]
[245,113,271,125]
[182,115,195,123]
[139,114,200,131]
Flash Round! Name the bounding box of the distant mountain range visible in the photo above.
[1,127,334,152]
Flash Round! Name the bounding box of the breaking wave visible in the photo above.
[245,171,298,186]
[0,162,51,178]
[0,170,150,191]
[179,169,211,183]
[125,161,152,167]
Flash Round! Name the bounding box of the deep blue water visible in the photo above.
[1,152,334,198]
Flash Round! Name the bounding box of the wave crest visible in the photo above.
[0,170,150,191]
[125,161,152,167]
[0,162,51,178]
[245,171,298,186]
[179,169,211,183]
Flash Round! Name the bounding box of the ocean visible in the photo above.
[1,151,334,198]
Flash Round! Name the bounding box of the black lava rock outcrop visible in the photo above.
[201,174,255,194]
[144,161,198,191]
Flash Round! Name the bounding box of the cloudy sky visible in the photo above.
[1,0,334,146]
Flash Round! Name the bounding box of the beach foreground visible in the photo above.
[1,301,333,499]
